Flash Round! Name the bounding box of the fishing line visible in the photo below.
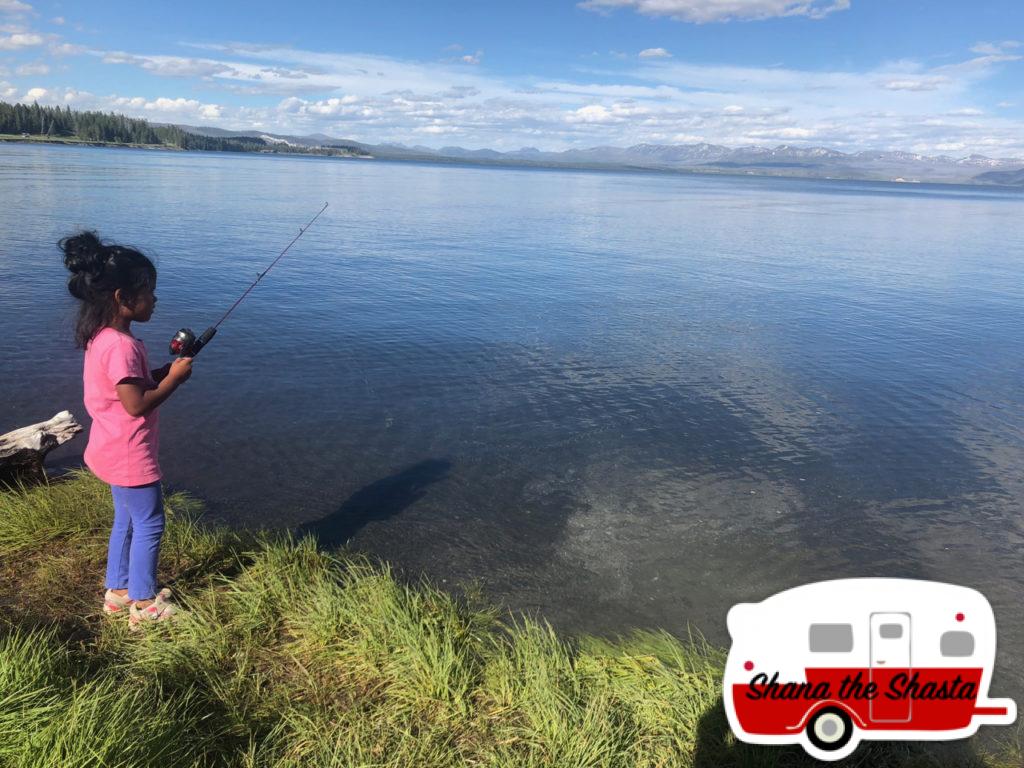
[169,201,329,357]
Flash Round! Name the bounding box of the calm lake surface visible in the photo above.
[2,143,1022,700]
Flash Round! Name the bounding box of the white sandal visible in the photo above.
[103,589,133,614]
[127,588,177,628]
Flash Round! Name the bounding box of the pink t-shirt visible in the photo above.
[82,327,161,486]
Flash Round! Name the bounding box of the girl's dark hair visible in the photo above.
[61,231,157,348]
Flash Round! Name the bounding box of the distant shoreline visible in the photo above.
[4,133,1024,190]
[0,133,181,151]
[3,99,1022,187]
[0,133,373,160]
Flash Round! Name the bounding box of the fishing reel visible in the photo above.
[169,326,217,358]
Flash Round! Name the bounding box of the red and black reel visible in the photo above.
[169,326,216,358]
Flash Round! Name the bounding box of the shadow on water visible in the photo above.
[692,697,997,768]
[297,458,453,550]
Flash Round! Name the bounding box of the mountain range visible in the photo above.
[176,125,1024,186]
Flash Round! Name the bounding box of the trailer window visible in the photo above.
[809,624,853,653]
[879,623,903,639]
[941,631,974,657]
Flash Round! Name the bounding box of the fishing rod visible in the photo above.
[169,202,329,358]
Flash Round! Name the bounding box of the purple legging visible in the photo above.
[104,481,164,601]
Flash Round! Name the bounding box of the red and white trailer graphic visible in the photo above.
[724,578,1016,761]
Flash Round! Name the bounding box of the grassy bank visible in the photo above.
[0,472,1019,767]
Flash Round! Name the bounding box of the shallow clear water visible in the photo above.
[2,143,1022,702]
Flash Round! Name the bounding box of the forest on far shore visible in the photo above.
[0,100,370,157]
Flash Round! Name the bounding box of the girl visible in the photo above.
[62,231,192,626]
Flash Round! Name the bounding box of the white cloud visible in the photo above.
[132,43,503,103]
[38,38,1023,157]
[16,61,48,75]
[534,80,680,99]
[882,77,949,92]
[49,41,85,55]
[935,52,1023,77]
[747,126,816,138]
[639,47,672,58]
[579,0,850,23]
[256,66,310,80]
[441,85,480,99]
[279,94,360,116]
[142,96,222,118]
[0,31,42,49]
[58,88,89,103]
[277,96,303,112]
[970,40,1020,56]
[15,86,90,104]
[10,86,84,104]
[103,52,237,79]
[0,81,16,98]
[415,123,461,134]
[568,104,615,123]
[51,15,64,25]
[0,0,32,12]
[566,101,649,123]
[460,50,483,65]
[64,93,225,122]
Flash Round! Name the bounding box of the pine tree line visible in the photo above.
[0,100,374,157]
[0,100,267,151]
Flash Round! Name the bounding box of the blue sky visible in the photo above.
[2,0,1023,155]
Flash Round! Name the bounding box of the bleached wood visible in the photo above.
[0,410,83,485]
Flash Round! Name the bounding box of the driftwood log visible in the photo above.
[0,411,83,487]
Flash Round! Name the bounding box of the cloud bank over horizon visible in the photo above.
[1,1,1023,157]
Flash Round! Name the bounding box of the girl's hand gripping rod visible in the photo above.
[169,202,329,358]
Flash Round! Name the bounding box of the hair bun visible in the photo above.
[61,231,107,277]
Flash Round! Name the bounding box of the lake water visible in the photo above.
[2,143,1022,704]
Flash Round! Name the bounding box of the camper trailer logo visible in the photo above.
[724,579,1017,761]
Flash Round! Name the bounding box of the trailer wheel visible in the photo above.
[806,707,853,752]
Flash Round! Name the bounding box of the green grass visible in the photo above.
[0,472,1019,767]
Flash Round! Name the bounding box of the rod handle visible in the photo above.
[189,326,217,357]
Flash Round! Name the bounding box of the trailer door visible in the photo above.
[869,613,912,722]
